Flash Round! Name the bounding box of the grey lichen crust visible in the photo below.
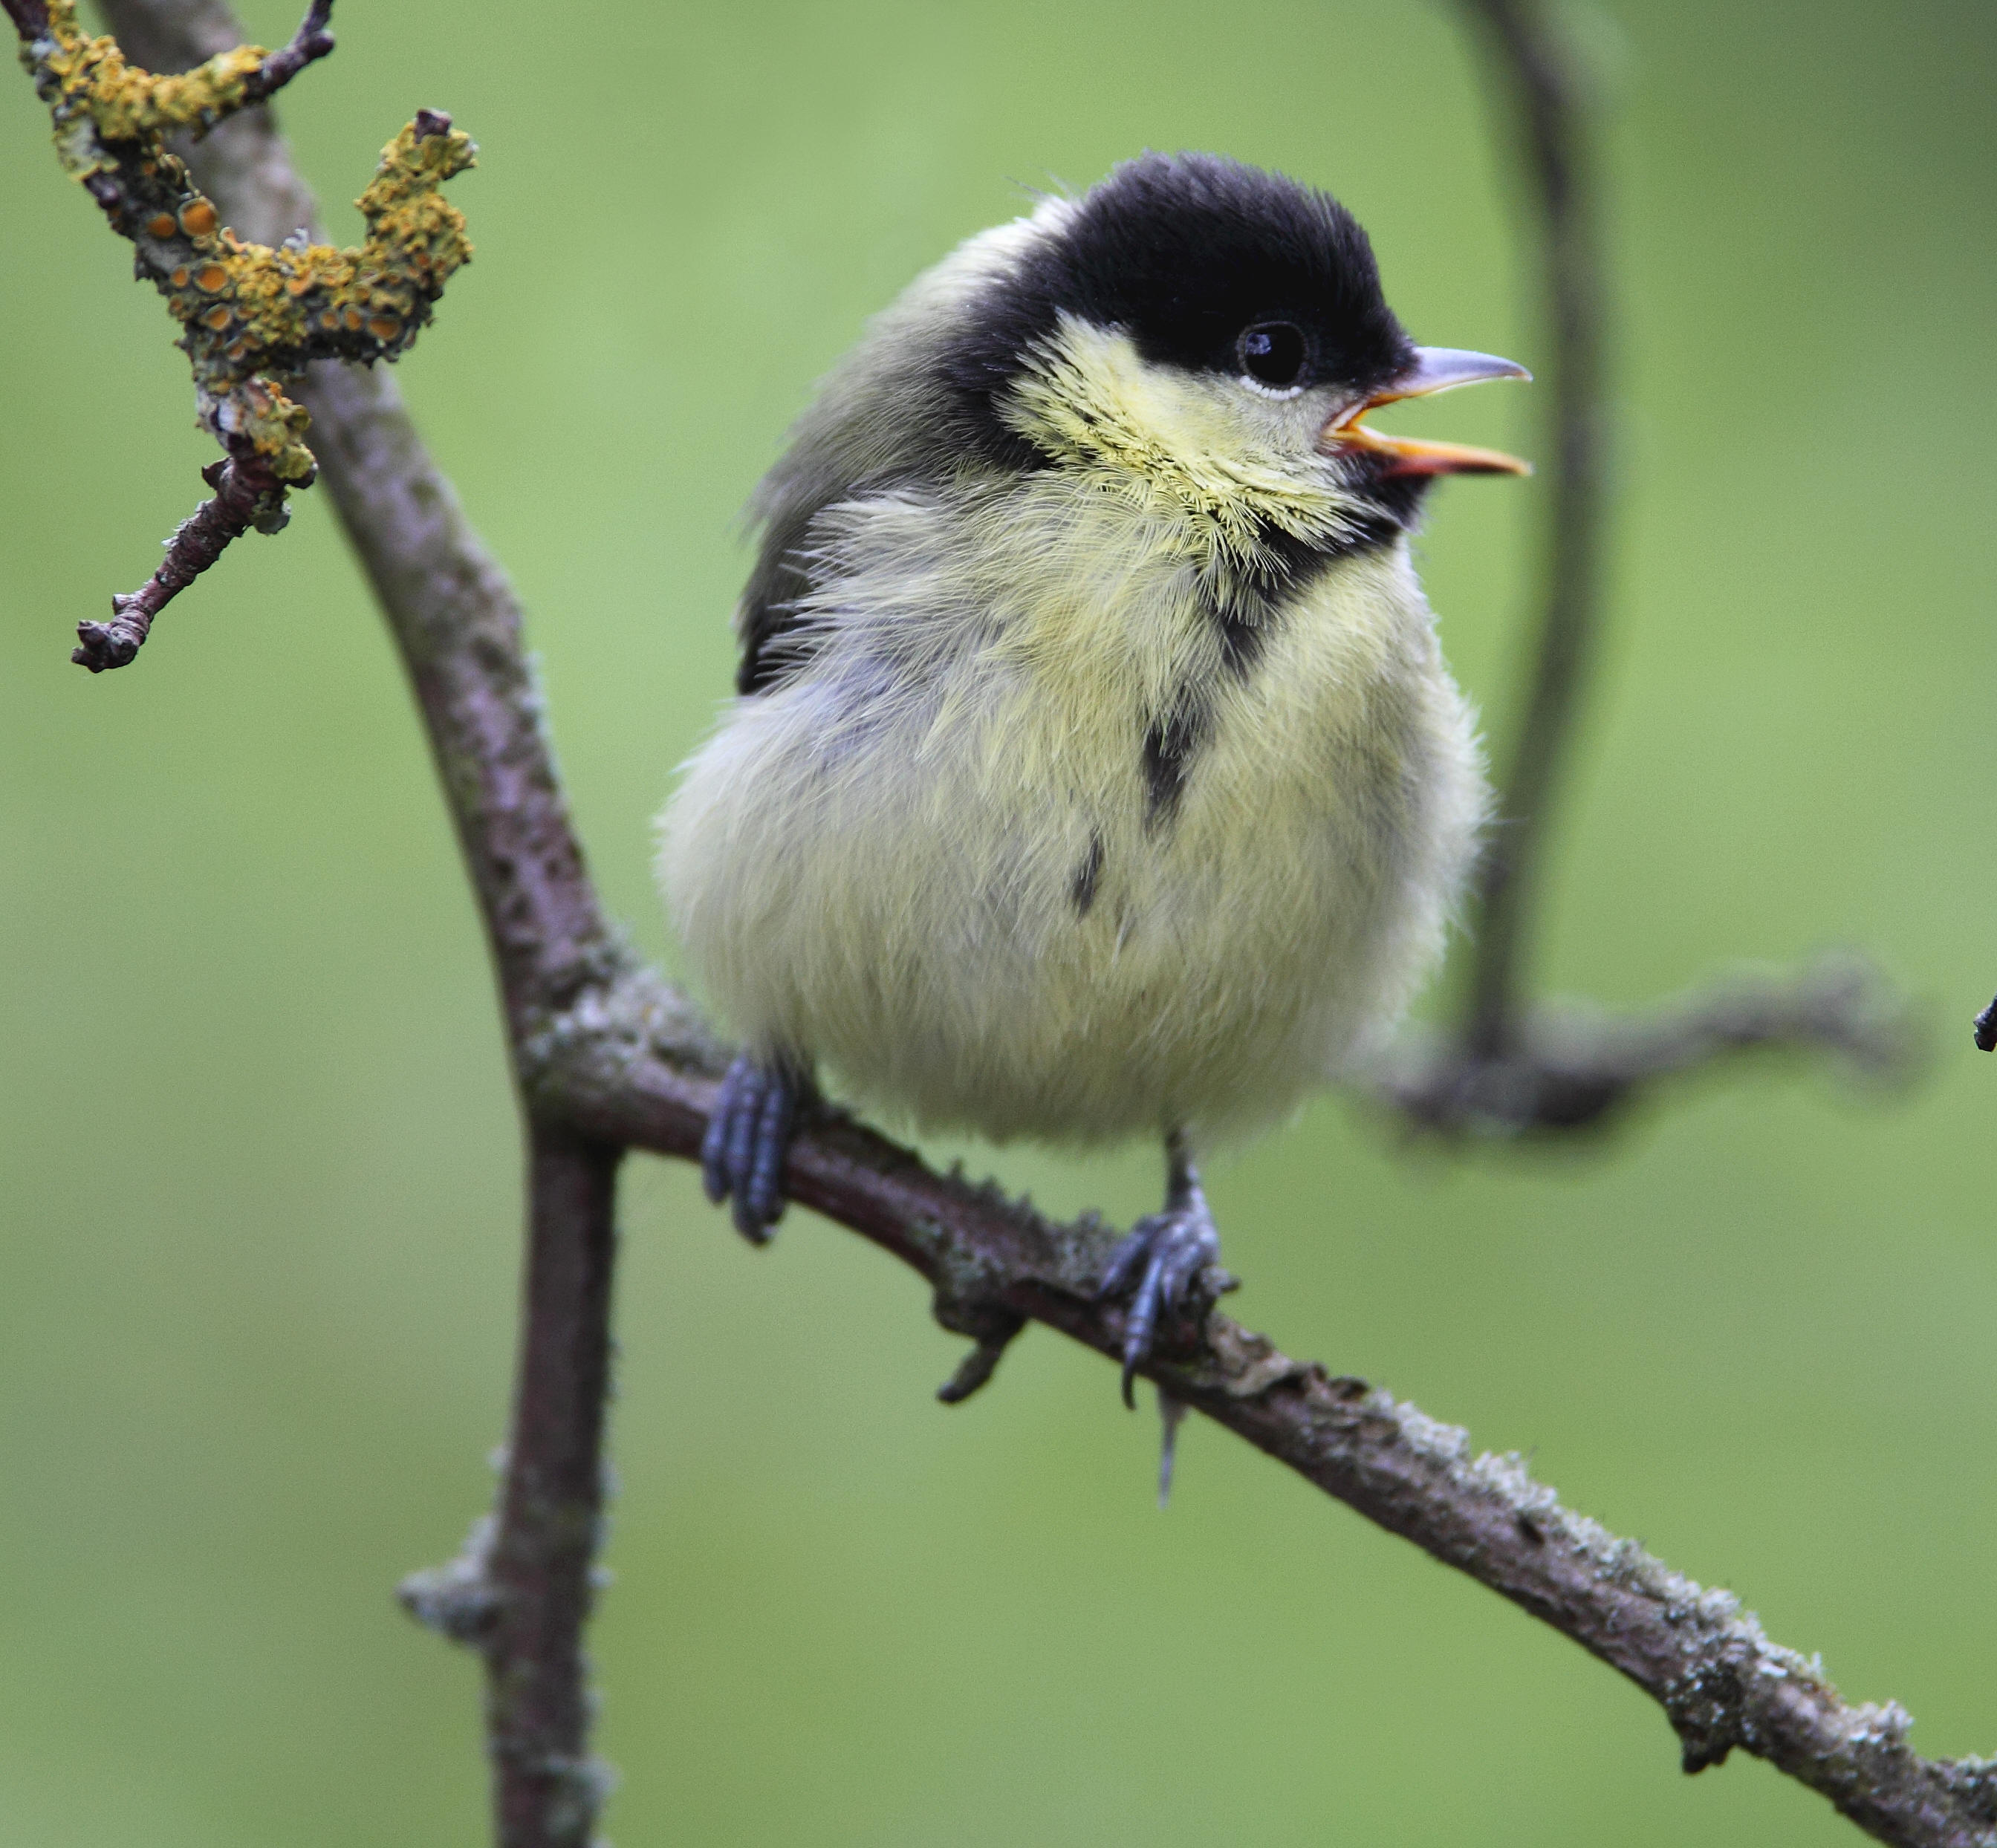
[1325,1390,1991,1839]
[398,1511,501,1646]
[511,958,1995,1841]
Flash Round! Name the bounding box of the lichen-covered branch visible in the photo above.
[43,4,1986,1847]
[9,0,473,666]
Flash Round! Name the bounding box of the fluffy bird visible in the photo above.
[660,152,1525,1429]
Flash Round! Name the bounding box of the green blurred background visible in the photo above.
[1,1,1992,1841]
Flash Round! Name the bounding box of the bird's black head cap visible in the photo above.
[949,152,1416,466]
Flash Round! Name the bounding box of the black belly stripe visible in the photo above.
[1141,515,1378,825]
[1070,830,1105,916]
[1142,692,1209,827]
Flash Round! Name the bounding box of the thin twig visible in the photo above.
[58,4,1989,1847]
[1455,0,1613,1060]
[229,0,332,114]
[483,1126,622,1844]
[72,448,288,671]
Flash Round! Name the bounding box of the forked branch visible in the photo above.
[1379,0,1915,1134]
[7,0,473,667]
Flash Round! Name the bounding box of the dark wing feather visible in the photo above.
[735,492,835,697]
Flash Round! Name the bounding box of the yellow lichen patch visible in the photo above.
[224,376,317,486]
[18,1,478,531]
[30,0,276,157]
[354,117,478,296]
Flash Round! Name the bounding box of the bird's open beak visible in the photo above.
[1320,347,1532,477]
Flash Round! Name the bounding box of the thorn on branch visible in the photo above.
[931,1266,1027,1405]
[1667,1652,1753,1772]
[1972,992,1997,1052]
[1377,953,1917,1139]
[936,1318,1025,1403]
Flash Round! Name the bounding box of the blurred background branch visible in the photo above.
[1381,0,1915,1136]
[4,1,1981,1846]
[1456,0,1614,1061]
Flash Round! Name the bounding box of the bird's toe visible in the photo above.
[1100,1204,1222,1406]
[703,1055,800,1246]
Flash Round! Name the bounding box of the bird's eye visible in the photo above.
[1237,321,1308,391]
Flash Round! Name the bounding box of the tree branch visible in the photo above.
[227,0,330,114]
[1453,0,1612,1063]
[1381,951,1915,1137]
[9,0,473,667]
[525,961,1997,1848]
[55,4,1990,1846]
[91,4,623,1841]
[1366,0,1916,1136]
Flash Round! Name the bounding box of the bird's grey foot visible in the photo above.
[701,1054,805,1245]
[1100,1130,1220,1409]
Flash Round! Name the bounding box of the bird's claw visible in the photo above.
[701,1054,801,1244]
[1100,1202,1221,1408]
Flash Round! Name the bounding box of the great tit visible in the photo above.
[660,152,1526,1425]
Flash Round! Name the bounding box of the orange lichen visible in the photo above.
[19,0,474,502]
